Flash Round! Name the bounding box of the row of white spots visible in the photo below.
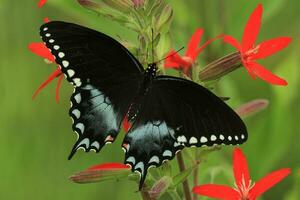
[75,137,100,151]
[42,26,82,87]
[176,134,246,146]
[125,149,174,177]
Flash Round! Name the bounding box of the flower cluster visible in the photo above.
[165,4,291,86]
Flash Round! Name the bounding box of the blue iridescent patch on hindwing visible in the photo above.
[122,120,184,189]
[68,84,120,159]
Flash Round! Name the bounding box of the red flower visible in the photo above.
[38,0,47,8]
[193,148,291,200]
[28,42,63,103]
[164,29,221,74]
[223,4,292,86]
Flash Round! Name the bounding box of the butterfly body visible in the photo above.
[39,21,248,189]
[127,63,158,122]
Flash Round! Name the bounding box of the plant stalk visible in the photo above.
[141,185,153,200]
[177,152,192,200]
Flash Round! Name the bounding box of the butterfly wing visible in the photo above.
[122,75,247,188]
[40,21,144,159]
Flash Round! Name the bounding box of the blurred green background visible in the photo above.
[1,0,299,199]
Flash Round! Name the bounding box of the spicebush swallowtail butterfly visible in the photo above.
[39,21,247,189]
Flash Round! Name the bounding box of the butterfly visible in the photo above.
[39,21,248,189]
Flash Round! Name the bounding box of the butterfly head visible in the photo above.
[145,63,157,78]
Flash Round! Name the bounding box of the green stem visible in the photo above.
[176,152,192,200]
[193,150,201,200]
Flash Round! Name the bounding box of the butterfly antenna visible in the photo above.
[155,47,185,64]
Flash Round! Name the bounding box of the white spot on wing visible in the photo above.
[126,156,136,165]
[49,39,54,43]
[91,141,100,150]
[220,134,225,140]
[134,162,144,175]
[58,52,65,58]
[241,134,245,139]
[67,69,75,78]
[45,33,51,37]
[174,142,181,147]
[189,137,197,144]
[54,45,60,50]
[235,135,239,140]
[43,27,48,31]
[75,123,85,133]
[228,136,232,141]
[177,135,187,143]
[149,156,159,164]
[62,60,69,67]
[73,78,82,87]
[163,150,172,157]
[77,138,90,149]
[200,136,208,143]
[72,109,81,119]
[210,135,217,141]
[74,93,81,103]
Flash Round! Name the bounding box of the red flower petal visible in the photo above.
[242,4,263,51]
[164,50,190,69]
[28,42,55,62]
[249,168,291,198]
[233,148,250,190]
[164,59,181,69]
[185,29,204,60]
[242,61,257,79]
[38,0,47,8]
[247,62,288,86]
[223,35,242,50]
[32,68,62,100]
[193,185,239,200]
[44,17,50,23]
[196,34,224,56]
[55,74,64,103]
[251,37,292,60]
[87,162,130,171]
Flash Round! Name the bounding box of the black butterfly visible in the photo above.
[39,21,247,189]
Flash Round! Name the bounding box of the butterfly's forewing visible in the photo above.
[40,21,144,159]
[123,75,247,188]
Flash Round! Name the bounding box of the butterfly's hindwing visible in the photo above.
[40,21,144,158]
[123,75,247,188]
[68,84,120,159]
[123,120,184,189]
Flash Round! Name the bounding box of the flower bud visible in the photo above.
[132,0,144,8]
[69,162,131,183]
[235,99,269,118]
[155,4,173,33]
[77,0,101,10]
[199,51,242,82]
[103,0,133,12]
[149,176,172,199]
